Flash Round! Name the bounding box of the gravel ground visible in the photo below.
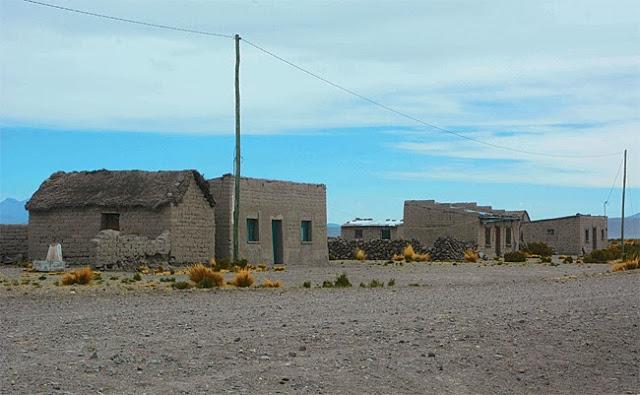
[1,261,639,394]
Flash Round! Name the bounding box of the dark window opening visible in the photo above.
[381,228,391,240]
[505,227,512,246]
[485,227,491,247]
[101,213,120,231]
[247,218,259,242]
[301,220,312,242]
[547,229,555,236]
[354,229,363,239]
[585,229,589,243]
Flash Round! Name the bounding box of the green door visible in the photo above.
[271,220,283,264]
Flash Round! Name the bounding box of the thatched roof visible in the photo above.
[27,169,215,211]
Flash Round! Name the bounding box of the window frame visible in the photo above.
[301,220,312,243]
[246,217,259,243]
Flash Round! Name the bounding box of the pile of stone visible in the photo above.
[328,238,423,261]
[92,229,171,270]
[426,237,473,261]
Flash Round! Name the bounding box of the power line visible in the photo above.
[242,38,620,159]
[19,0,623,159]
[21,0,234,39]
[604,156,624,205]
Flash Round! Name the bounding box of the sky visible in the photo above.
[1,0,639,223]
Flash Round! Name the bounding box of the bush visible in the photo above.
[583,248,619,263]
[354,248,366,261]
[540,256,552,263]
[367,279,384,288]
[334,273,352,288]
[172,281,192,290]
[61,267,94,286]
[387,278,396,287]
[302,281,311,288]
[611,258,639,272]
[523,242,554,257]
[503,251,527,262]
[563,256,574,264]
[464,249,479,263]
[403,245,415,262]
[261,278,283,288]
[232,270,255,287]
[322,280,333,288]
[187,263,224,287]
[132,273,142,282]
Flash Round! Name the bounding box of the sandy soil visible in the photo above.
[1,261,638,394]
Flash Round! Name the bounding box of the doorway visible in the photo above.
[271,219,283,264]
[495,226,501,256]
[592,227,597,250]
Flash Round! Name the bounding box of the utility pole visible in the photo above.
[620,149,627,257]
[232,34,241,262]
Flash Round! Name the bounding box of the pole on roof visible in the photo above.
[620,149,627,257]
[232,34,241,263]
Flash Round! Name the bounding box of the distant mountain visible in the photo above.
[327,223,341,238]
[608,213,640,239]
[0,198,28,224]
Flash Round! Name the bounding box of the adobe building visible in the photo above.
[402,200,526,257]
[521,214,607,255]
[26,169,215,265]
[340,218,403,241]
[208,174,328,265]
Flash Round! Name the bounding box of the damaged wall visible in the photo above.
[92,230,171,269]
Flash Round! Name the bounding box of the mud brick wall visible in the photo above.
[170,178,215,263]
[0,224,29,261]
[522,215,607,255]
[340,225,402,241]
[92,230,171,269]
[209,175,328,265]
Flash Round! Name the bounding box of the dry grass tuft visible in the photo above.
[187,263,224,287]
[391,253,404,262]
[403,244,416,261]
[464,249,479,263]
[60,267,94,286]
[187,263,210,283]
[261,278,283,288]
[354,248,367,261]
[611,258,639,272]
[413,253,431,262]
[208,257,216,268]
[233,270,255,287]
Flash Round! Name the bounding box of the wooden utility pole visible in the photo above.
[233,34,241,262]
[620,149,627,257]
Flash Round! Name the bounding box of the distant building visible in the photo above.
[26,170,216,265]
[208,174,328,265]
[340,218,403,241]
[402,200,526,257]
[521,214,607,255]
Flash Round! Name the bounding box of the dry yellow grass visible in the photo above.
[208,257,216,268]
[403,244,416,261]
[60,267,94,285]
[233,270,255,287]
[261,278,283,288]
[354,248,367,261]
[391,253,404,262]
[187,263,224,287]
[464,249,479,263]
[414,253,431,262]
[273,266,286,272]
[611,258,639,272]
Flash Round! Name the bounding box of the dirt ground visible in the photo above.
[1,260,638,394]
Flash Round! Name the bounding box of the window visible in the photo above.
[354,229,363,239]
[505,227,512,246]
[247,218,259,242]
[381,228,391,240]
[485,227,491,247]
[546,229,555,236]
[585,229,589,243]
[301,221,312,242]
[101,213,120,231]
[601,229,605,241]
[520,231,524,242]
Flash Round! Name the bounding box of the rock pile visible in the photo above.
[427,237,474,261]
[328,238,423,261]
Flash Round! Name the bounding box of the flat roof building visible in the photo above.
[340,218,403,241]
[521,214,607,255]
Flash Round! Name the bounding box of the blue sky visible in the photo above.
[1,0,639,223]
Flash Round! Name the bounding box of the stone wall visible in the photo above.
[403,200,481,248]
[170,177,215,263]
[329,238,422,260]
[340,225,402,241]
[209,175,328,265]
[0,224,28,262]
[92,230,171,269]
[522,215,607,255]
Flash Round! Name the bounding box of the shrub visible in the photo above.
[302,281,311,288]
[503,251,527,262]
[388,278,396,287]
[262,278,283,288]
[232,270,255,287]
[354,248,366,261]
[367,279,384,288]
[187,263,210,283]
[172,281,192,290]
[540,256,552,263]
[563,256,574,264]
[523,242,554,257]
[334,273,352,288]
[403,244,415,262]
[583,248,619,263]
[321,280,334,288]
[611,258,639,272]
[159,277,176,283]
[187,263,224,287]
[38,275,47,281]
[464,249,479,263]
[132,273,142,282]
[61,267,94,286]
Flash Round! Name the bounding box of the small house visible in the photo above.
[521,214,607,255]
[340,218,403,241]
